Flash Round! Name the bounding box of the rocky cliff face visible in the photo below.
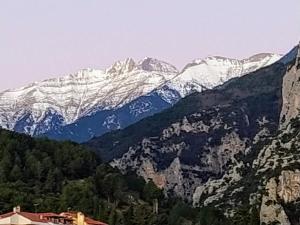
[280,46,300,128]
[260,170,300,224]
[260,177,291,225]
[194,46,300,223]
[87,44,300,224]
[88,53,287,198]
[278,171,300,203]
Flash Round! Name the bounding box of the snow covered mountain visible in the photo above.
[0,58,178,135]
[0,53,281,142]
[164,53,282,97]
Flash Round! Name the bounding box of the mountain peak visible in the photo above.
[138,57,178,73]
[106,58,137,75]
[245,53,281,62]
[0,48,283,142]
[184,53,281,71]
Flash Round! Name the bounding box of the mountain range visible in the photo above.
[2,41,300,224]
[0,53,281,142]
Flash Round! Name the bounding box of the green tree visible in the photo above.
[143,180,163,203]
[60,179,98,215]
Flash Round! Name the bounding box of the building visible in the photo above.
[60,212,107,225]
[0,207,107,225]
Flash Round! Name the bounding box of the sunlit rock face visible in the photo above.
[278,170,300,203]
[87,44,300,224]
[90,50,286,200]
[280,45,300,128]
[260,178,291,225]
[260,170,300,225]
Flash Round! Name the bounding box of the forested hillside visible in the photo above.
[0,128,242,225]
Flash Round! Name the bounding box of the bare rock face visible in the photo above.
[136,159,167,189]
[90,52,285,202]
[89,45,300,224]
[278,170,300,203]
[259,171,300,224]
[109,93,279,200]
[106,58,137,75]
[260,178,291,225]
[280,46,300,128]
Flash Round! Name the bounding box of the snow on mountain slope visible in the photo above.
[0,58,178,135]
[163,53,282,97]
[0,53,281,140]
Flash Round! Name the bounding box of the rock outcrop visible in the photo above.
[260,178,291,225]
[259,170,300,224]
[280,45,300,128]
[89,52,286,200]
[87,44,300,224]
[278,170,300,203]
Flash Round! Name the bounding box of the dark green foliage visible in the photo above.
[197,207,230,225]
[143,180,163,202]
[0,129,99,212]
[0,129,241,224]
[282,201,300,225]
[168,202,195,225]
[230,206,260,225]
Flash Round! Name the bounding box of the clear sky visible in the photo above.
[0,0,300,91]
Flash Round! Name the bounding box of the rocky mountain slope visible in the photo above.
[0,54,280,142]
[86,44,300,223]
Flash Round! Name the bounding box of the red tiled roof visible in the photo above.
[60,212,76,217]
[0,212,14,219]
[38,213,60,217]
[38,213,67,218]
[19,212,49,223]
[0,211,107,225]
[0,211,50,223]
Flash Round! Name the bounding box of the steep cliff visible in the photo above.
[86,44,300,224]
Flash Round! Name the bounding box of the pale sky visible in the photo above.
[0,0,300,91]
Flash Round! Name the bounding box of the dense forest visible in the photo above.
[0,129,257,225]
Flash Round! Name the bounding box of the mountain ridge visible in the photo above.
[0,53,281,142]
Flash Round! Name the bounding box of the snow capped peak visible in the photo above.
[106,58,137,75]
[193,53,281,65]
[165,53,282,97]
[0,56,179,135]
[105,57,178,75]
[246,53,277,62]
[137,57,178,73]
[192,56,236,65]
[0,51,283,138]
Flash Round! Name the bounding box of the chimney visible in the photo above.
[77,212,85,225]
[13,206,21,213]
